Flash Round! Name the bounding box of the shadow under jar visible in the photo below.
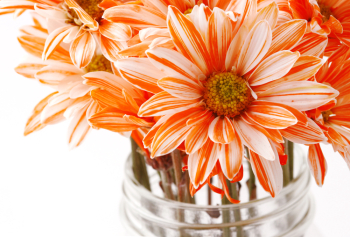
[120,146,315,237]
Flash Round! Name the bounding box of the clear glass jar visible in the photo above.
[120,146,315,237]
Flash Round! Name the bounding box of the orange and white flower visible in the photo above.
[115,6,337,197]
[17,20,147,149]
[305,57,350,186]
[34,0,131,68]
[0,0,61,17]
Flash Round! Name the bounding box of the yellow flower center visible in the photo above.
[184,8,193,15]
[317,0,332,22]
[322,110,333,122]
[86,55,113,73]
[203,72,254,118]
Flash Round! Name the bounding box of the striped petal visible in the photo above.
[167,6,213,75]
[116,58,164,94]
[188,139,219,188]
[157,75,203,100]
[280,118,327,144]
[146,46,203,80]
[41,93,70,125]
[233,119,275,160]
[24,92,58,136]
[103,5,166,29]
[151,107,202,157]
[254,55,323,92]
[250,147,283,198]
[138,91,201,117]
[0,0,34,10]
[207,7,237,71]
[35,63,82,87]
[15,62,47,79]
[251,1,278,29]
[70,29,96,69]
[291,33,327,57]
[248,51,300,86]
[89,107,141,132]
[65,0,98,30]
[308,144,327,187]
[218,134,243,180]
[245,104,297,129]
[185,112,214,154]
[42,25,74,61]
[251,100,308,125]
[67,103,91,149]
[208,116,235,144]
[99,34,127,62]
[237,20,272,76]
[258,81,339,111]
[123,115,154,127]
[99,20,132,41]
[266,19,307,57]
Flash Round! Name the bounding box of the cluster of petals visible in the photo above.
[4,0,350,201]
[15,13,152,149]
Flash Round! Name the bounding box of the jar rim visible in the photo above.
[124,145,308,210]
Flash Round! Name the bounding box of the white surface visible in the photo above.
[1,14,350,237]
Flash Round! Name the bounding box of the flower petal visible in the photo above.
[207,7,237,71]
[248,50,300,86]
[138,91,201,117]
[24,92,58,136]
[157,76,203,99]
[250,147,283,198]
[98,34,127,62]
[218,134,243,180]
[280,118,327,144]
[308,144,327,187]
[41,93,70,125]
[116,58,164,94]
[151,107,202,157]
[237,20,272,76]
[167,6,213,75]
[258,81,339,111]
[70,29,96,69]
[208,116,235,144]
[99,20,132,41]
[188,139,219,188]
[245,104,297,129]
[291,32,327,57]
[15,62,47,79]
[35,63,82,87]
[185,114,213,154]
[146,47,203,80]
[233,118,275,160]
[252,2,278,29]
[65,0,98,30]
[103,5,166,29]
[266,19,307,57]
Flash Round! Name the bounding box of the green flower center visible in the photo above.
[203,72,254,118]
[86,55,113,73]
[317,0,332,22]
[322,110,333,122]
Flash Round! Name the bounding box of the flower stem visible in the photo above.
[230,182,243,237]
[208,178,212,205]
[171,149,186,202]
[160,169,174,200]
[130,137,151,191]
[283,138,290,187]
[288,140,294,181]
[245,147,256,200]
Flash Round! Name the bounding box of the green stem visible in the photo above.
[246,147,256,200]
[230,182,243,237]
[160,170,174,200]
[130,137,151,191]
[288,141,294,181]
[208,178,212,205]
[171,150,185,202]
[283,138,290,187]
[221,193,231,237]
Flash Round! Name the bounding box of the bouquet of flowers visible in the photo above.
[2,0,350,214]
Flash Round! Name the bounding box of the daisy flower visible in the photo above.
[34,0,132,68]
[0,0,61,17]
[17,20,148,149]
[115,6,338,197]
[304,57,350,186]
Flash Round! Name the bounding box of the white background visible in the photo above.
[0,14,350,237]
